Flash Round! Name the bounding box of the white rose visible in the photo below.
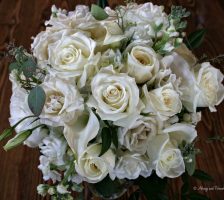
[147,134,185,178]
[47,32,99,78]
[114,151,152,180]
[63,109,99,157]
[142,83,182,120]
[125,46,159,84]
[9,86,47,147]
[75,143,115,183]
[87,66,143,127]
[40,76,84,126]
[118,116,160,154]
[194,62,224,111]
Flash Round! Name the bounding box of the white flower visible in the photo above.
[147,134,185,178]
[57,185,70,194]
[63,109,99,157]
[38,155,62,183]
[87,66,143,127]
[194,62,224,111]
[142,83,182,120]
[9,86,47,147]
[118,116,160,154]
[75,143,115,183]
[40,76,84,126]
[183,112,201,125]
[47,32,99,78]
[39,128,67,166]
[125,45,160,84]
[37,184,48,197]
[114,151,152,179]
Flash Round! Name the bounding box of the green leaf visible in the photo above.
[99,127,112,156]
[9,62,20,72]
[97,0,109,8]
[91,4,109,20]
[136,174,168,200]
[111,127,118,148]
[185,153,196,176]
[153,33,170,51]
[3,129,32,151]
[93,176,123,198]
[0,128,13,142]
[186,29,206,49]
[192,169,213,182]
[188,192,210,200]
[21,57,37,77]
[28,86,46,116]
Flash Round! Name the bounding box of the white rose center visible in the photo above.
[133,50,153,66]
[161,89,179,109]
[159,150,179,170]
[60,44,80,65]
[45,92,65,114]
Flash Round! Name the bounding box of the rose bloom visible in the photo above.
[75,143,115,183]
[40,76,84,126]
[125,45,159,84]
[142,83,182,120]
[87,66,143,127]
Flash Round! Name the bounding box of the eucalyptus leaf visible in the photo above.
[192,169,213,182]
[91,4,109,20]
[186,29,206,49]
[28,86,46,116]
[99,127,112,156]
[9,62,20,72]
[3,129,32,151]
[22,57,37,77]
[97,0,109,8]
[111,127,118,148]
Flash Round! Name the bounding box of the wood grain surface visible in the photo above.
[0,0,224,199]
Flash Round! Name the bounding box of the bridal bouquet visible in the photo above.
[1,1,224,199]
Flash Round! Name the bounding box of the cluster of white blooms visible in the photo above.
[9,2,224,187]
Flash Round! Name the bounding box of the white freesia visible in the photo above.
[9,86,47,147]
[87,66,143,127]
[118,116,160,154]
[125,45,159,84]
[63,109,99,157]
[183,112,201,125]
[147,134,185,178]
[40,76,83,126]
[114,151,152,179]
[75,143,115,183]
[142,83,182,120]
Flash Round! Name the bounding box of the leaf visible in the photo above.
[153,33,170,51]
[188,192,210,200]
[28,86,46,116]
[185,153,196,176]
[3,129,32,151]
[136,174,168,200]
[99,127,112,156]
[97,0,109,8]
[111,127,118,148]
[9,62,20,72]
[129,190,141,200]
[21,57,37,77]
[185,29,206,49]
[91,4,109,20]
[93,176,122,198]
[192,169,213,182]
[0,128,13,141]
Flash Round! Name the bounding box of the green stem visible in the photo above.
[62,161,75,185]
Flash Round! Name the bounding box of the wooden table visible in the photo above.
[0,0,224,199]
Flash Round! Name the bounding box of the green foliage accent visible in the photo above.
[21,57,37,77]
[192,169,213,182]
[111,127,118,148]
[9,62,19,71]
[136,173,168,200]
[128,190,141,200]
[185,29,206,49]
[99,127,112,156]
[169,6,190,32]
[97,0,109,9]
[3,129,32,151]
[93,176,123,198]
[28,86,46,116]
[0,128,13,142]
[153,33,170,53]
[91,4,109,20]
